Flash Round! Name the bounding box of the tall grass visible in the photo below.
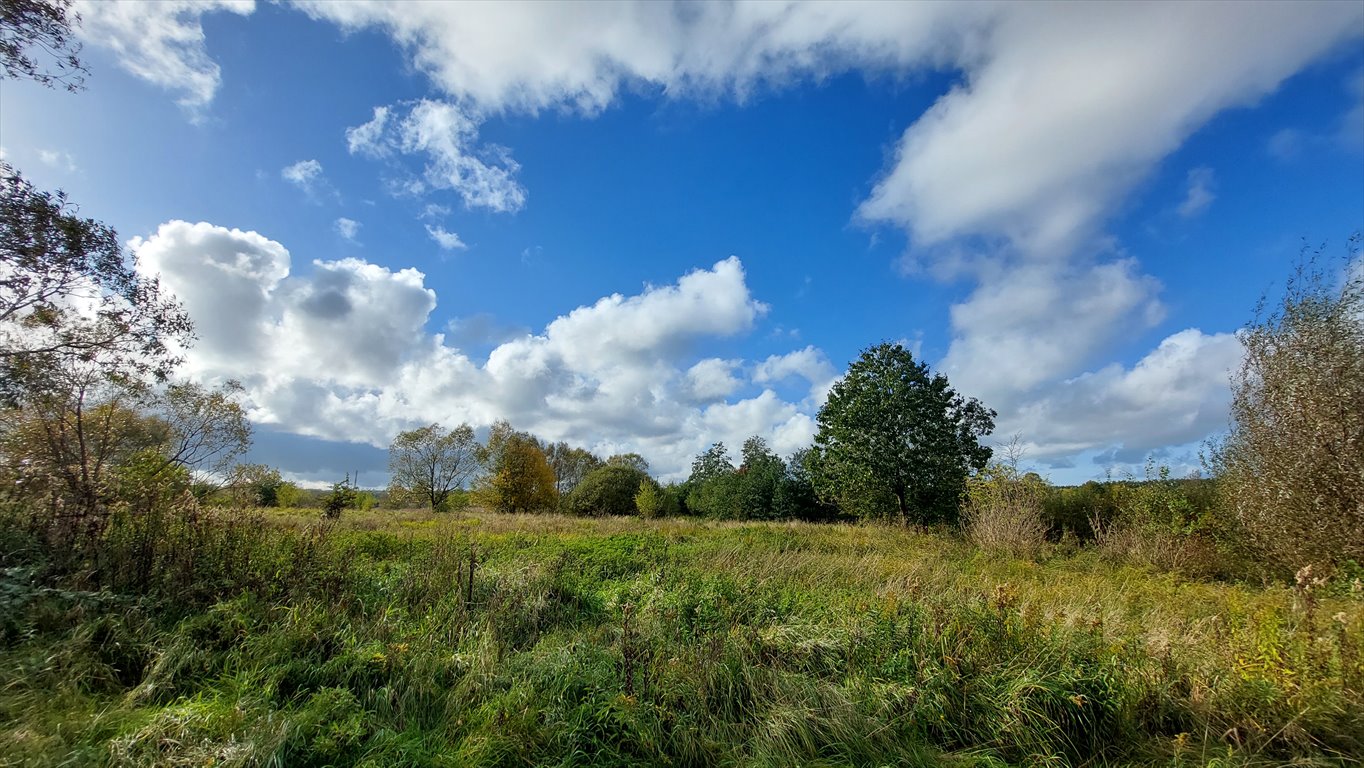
[1,507,1360,766]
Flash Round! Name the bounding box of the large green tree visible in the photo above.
[388,423,481,511]
[810,342,995,525]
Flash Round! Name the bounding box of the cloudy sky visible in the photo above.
[2,1,1361,486]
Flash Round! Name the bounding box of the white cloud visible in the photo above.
[335,217,361,242]
[346,106,391,156]
[425,225,466,251]
[419,203,451,220]
[1340,69,1364,152]
[1003,329,1242,465]
[293,2,973,114]
[135,223,803,479]
[37,149,77,172]
[346,100,525,213]
[856,3,1361,256]
[753,345,837,404]
[942,258,1165,406]
[75,0,255,112]
[282,159,326,195]
[754,345,834,386]
[1267,128,1304,161]
[294,1,1356,253]
[1177,167,1216,218]
[106,2,1360,474]
[685,358,742,401]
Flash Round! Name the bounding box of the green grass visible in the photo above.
[1,508,1360,766]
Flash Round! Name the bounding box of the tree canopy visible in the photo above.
[1,164,192,403]
[563,463,653,517]
[476,421,557,514]
[0,0,87,90]
[388,422,480,511]
[810,342,995,525]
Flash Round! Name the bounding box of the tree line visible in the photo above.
[1,150,1360,581]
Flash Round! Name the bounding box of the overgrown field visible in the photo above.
[2,508,1361,767]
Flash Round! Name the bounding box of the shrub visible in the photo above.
[1207,241,1364,576]
[963,463,1048,558]
[634,480,664,519]
[321,478,357,519]
[563,464,651,516]
[1090,462,1221,576]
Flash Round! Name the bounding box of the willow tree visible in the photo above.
[1208,240,1364,575]
[388,423,480,511]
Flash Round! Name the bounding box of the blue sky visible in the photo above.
[2,1,1361,486]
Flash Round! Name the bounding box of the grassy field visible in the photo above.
[1,508,1361,767]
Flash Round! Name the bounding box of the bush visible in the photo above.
[563,465,651,516]
[963,463,1048,558]
[634,480,664,519]
[321,478,357,519]
[1091,462,1222,576]
[1208,241,1364,577]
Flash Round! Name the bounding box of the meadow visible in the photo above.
[1,506,1360,767]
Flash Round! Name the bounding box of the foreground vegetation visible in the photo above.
[2,506,1360,767]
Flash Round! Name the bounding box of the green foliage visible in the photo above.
[112,448,192,512]
[322,476,358,519]
[544,441,603,497]
[0,0,89,90]
[632,477,676,521]
[685,442,738,518]
[2,508,1360,767]
[681,441,836,521]
[811,342,996,525]
[1044,481,1122,540]
[387,422,481,511]
[476,423,558,514]
[773,447,840,521]
[734,436,785,520]
[228,462,283,507]
[274,481,304,509]
[564,463,652,517]
[0,163,192,400]
[606,452,649,473]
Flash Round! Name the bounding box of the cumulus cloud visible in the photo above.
[108,1,1360,474]
[135,222,805,479]
[856,3,1360,256]
[346,100,525,213]
[1002,329,1242,465]
[293,1,1356,252]
[686,358,742,401]
[75,0,254,111]
[293,2,974,114]
[753,345,837,404]
[1177,167,1216,218]
[425,225,466,251]
[942,258,1165,405]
